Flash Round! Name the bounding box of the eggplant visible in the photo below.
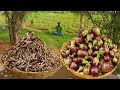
[87,56,94,64]
[65,50,70,56]
[83,65,90,75]
[92,57,99,67]
[115,53,119,58]
[109,50,115,58]
[104,55,110,62]
[70,40,76,47]
[75,57,83,65]
[70,46,78,53]
[72,53,78,58]
[79,44,88,51]
[66,44,71,50]
[92,51,98,57]
[70,61,78,71]
[88,49,93,56]
[101,62,113,73]
[90,66,99,77]
[86,33,94,42]
[98,39,103,46]
[77,49,86,57]
[112,57,118,66]
[112,48,117,53]
[102,37,108,42]
[93,46,99,51]
[95,36,101,41]
[75,37,83,44]
[61,51,67,58]
[64,56,72,65]
[91,27,100,36]
[104,47,109,55]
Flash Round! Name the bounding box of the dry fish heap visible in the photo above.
[1,32,61,72]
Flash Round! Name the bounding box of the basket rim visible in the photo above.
[61,43,120,79]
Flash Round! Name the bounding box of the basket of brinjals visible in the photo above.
[60,27,120,79]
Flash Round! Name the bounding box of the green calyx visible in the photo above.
[82,30,88,36]
[77,66,83,72]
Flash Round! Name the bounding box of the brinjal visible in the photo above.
[73,53,78,58]
[104,55,110,62]
[86,33,94,42]
[88,49,93,56]
[75,57,83,65]
[70,40,76,47]
[66,44,71,50]
[98,39,103,46]
[87,56,94,61]
[64,56,72,65]
[91,27,100,36]
[70,61,78,71]
[102,37,108,42]
[112,57,118,66]
[109,50,115,58]
[75,37,83,44]
[87,56,94,64]
[83,65,90,75]
[92,57,99,67]
[92,51,98,57]
[112,48,117,53]
[95,36,101,41]
[77,49,86,57]
[70,46,78,53]
[104,47,109,55]
[115,53,119,58]
[79,44,88,51]
[101,62,113,73]
[65,50,70,56]
[61,51,67,58]
[93,46,99,51]
[90,66,99,77]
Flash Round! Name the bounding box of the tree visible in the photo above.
[71,11,87,36]
[3,11,28,45]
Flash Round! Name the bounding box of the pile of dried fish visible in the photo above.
[1,32,61,72]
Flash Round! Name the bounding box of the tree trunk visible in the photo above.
[78,13,84,36]
[4,11,27,45]
[79,13,84,30]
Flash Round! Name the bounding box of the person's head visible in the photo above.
[58,22,60,26]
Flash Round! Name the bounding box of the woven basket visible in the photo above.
[61,43,120,79]
[0,57,62,79]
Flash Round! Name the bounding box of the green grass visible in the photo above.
[0,28,9,42]
[0,11,79,49]
[19,29,77,48]
[25,11,93,33]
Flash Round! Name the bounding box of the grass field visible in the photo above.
[0,11,83,49]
